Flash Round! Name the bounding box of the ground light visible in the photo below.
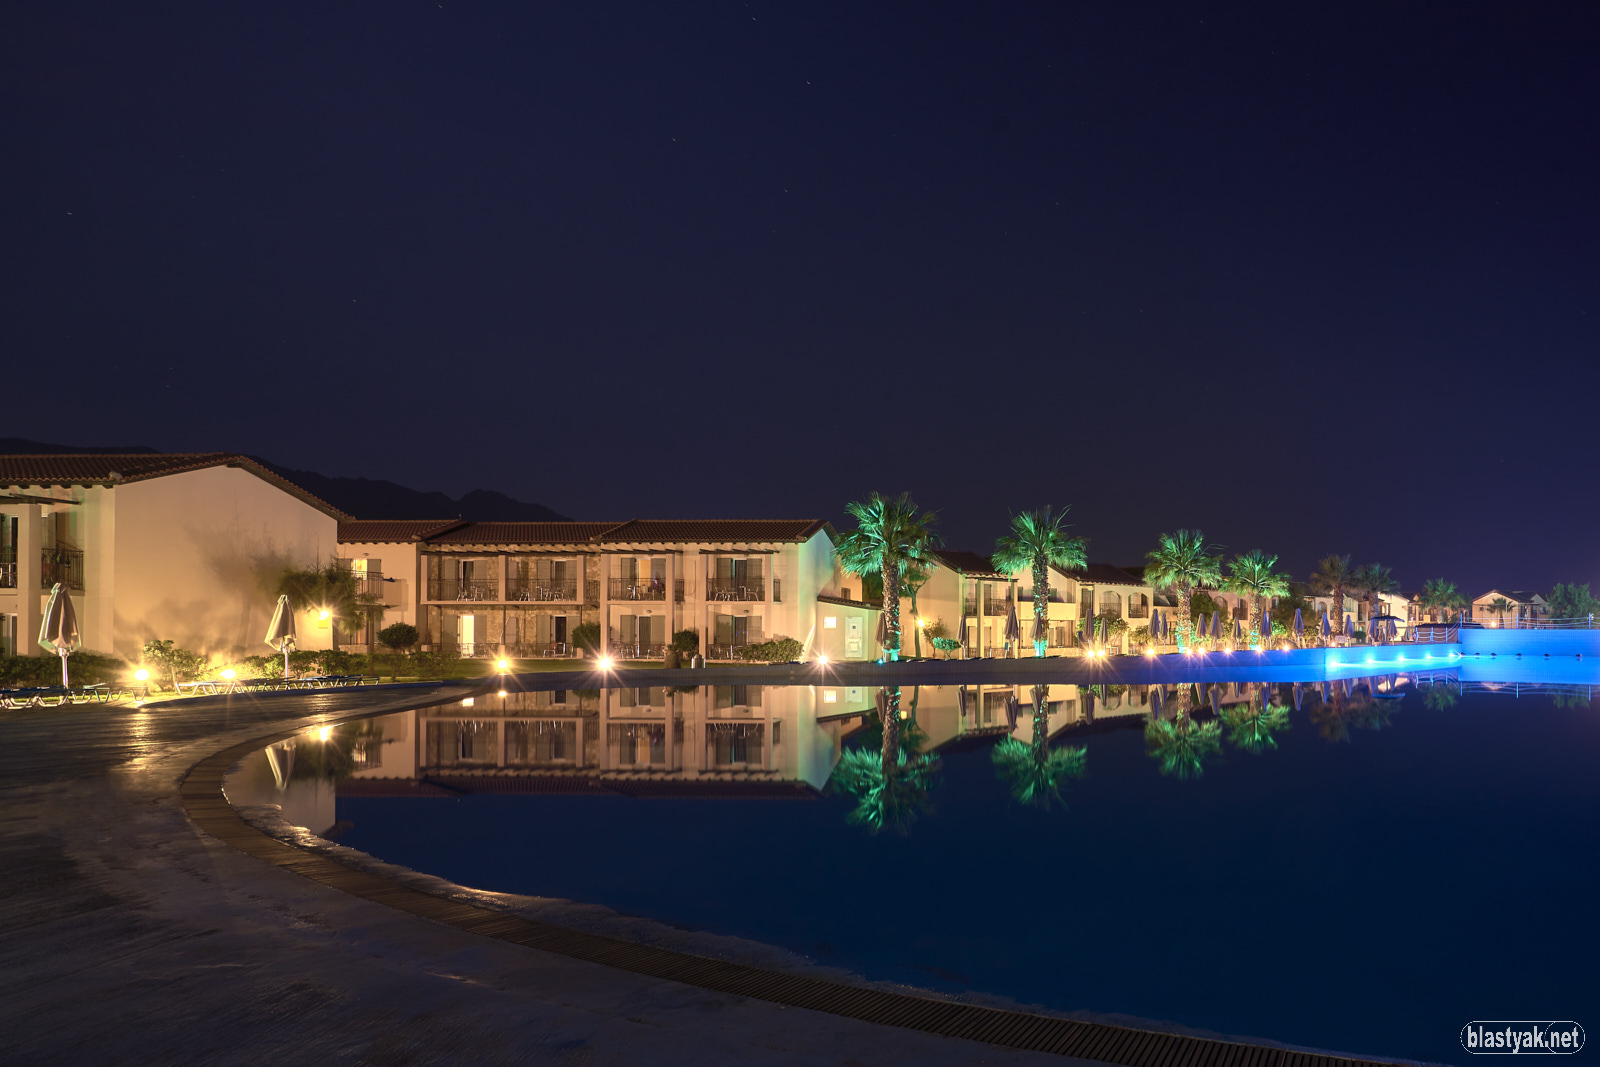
[133,668,149,682]
[316,726,332,742]
[596,656,614,671]
[495,658,510,672]
[815,654,829,667]
[221,668,236,680]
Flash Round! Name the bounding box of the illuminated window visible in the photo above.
[823,616,838,629]
[823,689,838,703]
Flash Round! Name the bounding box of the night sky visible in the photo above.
[5,3,1597,594]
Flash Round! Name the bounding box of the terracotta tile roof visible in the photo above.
[933,550,1010,578]
[426,521,623,545]
[817,593,881,611]
[0,452,347,520]
[338,520,465,543]
[595,519,828,544]
[1055,562,1149,587]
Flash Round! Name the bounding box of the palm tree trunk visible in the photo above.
[1178,585,1193,647]
[881,685,901,772]
[881,547,902,658]
[1032,556,1049,657]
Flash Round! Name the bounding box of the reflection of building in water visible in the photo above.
[335,685,873,798]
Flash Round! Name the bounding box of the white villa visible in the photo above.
[1468,589,1550,627]
[1,453,344,660]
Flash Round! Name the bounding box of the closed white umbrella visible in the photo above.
[265,594,297,678]
[38,583,80,687]
[956,613,969,658]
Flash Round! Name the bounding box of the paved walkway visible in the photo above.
[0,683,1090,1066]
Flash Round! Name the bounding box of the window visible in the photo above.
[823,689,838,703]
[824,616,838,629]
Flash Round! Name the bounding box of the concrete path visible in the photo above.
[0,684,1085,1066]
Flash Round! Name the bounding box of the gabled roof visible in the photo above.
[1054,562,1149,587]
[427,522,622,545]
[367,518,831,547]
[595,519,828,544]
[0,452,347,520]
[1474,589,1546,604]
[932,550,1010,578]
[338,520,465,543]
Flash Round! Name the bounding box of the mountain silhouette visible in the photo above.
[0,438,570,522]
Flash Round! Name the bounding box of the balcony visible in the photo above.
[0,550,14,589]
[962,599,977,617]
[42,548,84,591]
[707,578,765,602]
[982,598,1009,616]
[428,578,499,602]
[507,578,580,602]
[610,577,666,601]
[1128,604,1149,619]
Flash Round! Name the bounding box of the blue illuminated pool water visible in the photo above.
[333,685,1599,1065]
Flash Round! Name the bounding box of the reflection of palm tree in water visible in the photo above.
[1307,680,1392,742]
[991,684,1086,808]
[1220,683,1291,754]
[828,685,940,834]
[1144,689,1221,779]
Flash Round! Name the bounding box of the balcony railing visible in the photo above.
[982,598,1009,616]
[0,550,14,589]
[42,548,84,591]
[610,577,667,601]
[1128,604,1149,618]
[428,578,499,601]
[609,642,666,660]
[708,642,756,660]
[507,578,579,602]
[707,579,764,602]
[962,599,977,617]
[1098,606,1123,619]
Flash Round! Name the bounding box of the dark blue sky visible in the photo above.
[4,3,1597,593]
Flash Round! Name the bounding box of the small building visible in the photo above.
[0,453,344,660]
[1468,589,1551,628]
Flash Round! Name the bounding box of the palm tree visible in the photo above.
[1223,550,1290,639]
[1488,596,1512,629]
[1419,577,1466,623]
[1310,554,1355,633]
[1143,530,1222,648]
[991,685,1087,807]
[992,507,1088,658]
[835,492,941,664]
[1352,563,1398,626]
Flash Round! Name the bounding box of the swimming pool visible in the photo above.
[232,672,1599,1064]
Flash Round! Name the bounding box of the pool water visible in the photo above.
[324,680,1598,1065]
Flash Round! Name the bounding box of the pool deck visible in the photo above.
[2,678,1406,1065]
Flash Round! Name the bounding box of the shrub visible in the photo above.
[669,629,700,654]
[378,622,419,652]
[734,635,804,663]
[930,636,961,658]
[571,622,602,653]
[142,639,207,690]
[0,652,127,687]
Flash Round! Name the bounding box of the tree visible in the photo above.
[1351,563,1398,625]
[1309,554,1355,631]
[378,622,419,652]
[571,621,602,653]
[669,629,700,654]
[991,684,1086,808]
[1144,712,1222,779]
[141,638,205,691]
[992,506,1088,658]
[1219,685,1291,754]
[1225,550,1290,637]
[277,560,386,643]
[902,561,933,658]
[1143,530,1222,648]
[1487,596,1512,628]
[1547,582,1600,622]
[828,746,941,835]
[835,494,939,768]
[1419,578,1466,622]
